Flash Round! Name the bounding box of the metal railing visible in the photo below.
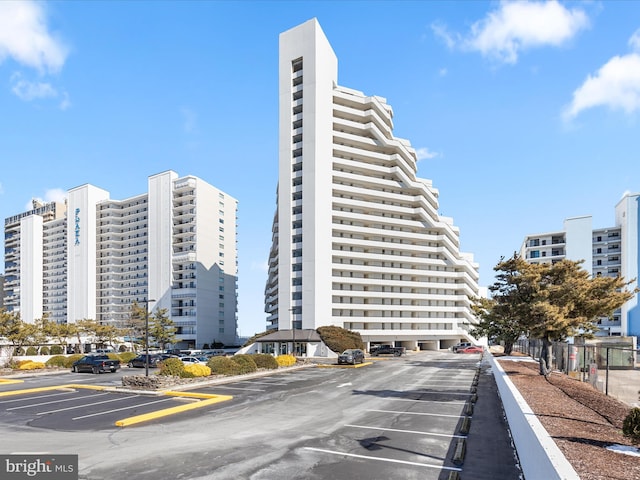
[512,339,639,401]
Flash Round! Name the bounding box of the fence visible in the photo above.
[512,339,639,403]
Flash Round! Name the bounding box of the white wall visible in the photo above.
[19,215,43,323]
[564,215,593,274]
[67,184,110,323]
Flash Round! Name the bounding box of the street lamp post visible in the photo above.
[289,307,296,356]
[142,299,156,377]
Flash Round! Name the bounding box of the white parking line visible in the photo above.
[367,409,464,418]
[345,424,466,439]
[236,381,286,386]
[72,398,174,420]
[6,393,110,411]
[304,447,462,472]
[37,395,140,415]
[384,397,467,405]
[0,391,74,404]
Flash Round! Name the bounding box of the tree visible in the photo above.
[471,296,523,356]
[93,323,123,350]
[478,254,637,376]
[148,308,176,352]
[122,302,147,352]
[42,320,74,353]
[72,319,100,353]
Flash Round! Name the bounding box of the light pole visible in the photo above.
[141,299,156,377]
[289,307,295,356]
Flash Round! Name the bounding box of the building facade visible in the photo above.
[3,171,239,347]
[520,192,640,337]
[264,19,480,352]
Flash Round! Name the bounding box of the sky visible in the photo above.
[1,1,639,338]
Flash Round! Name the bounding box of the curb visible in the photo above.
[488,354,580,480]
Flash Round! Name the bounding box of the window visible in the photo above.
[293,119,302,129]
[292,58,303,72]
[293,105,302,115]
[530,250,540,258]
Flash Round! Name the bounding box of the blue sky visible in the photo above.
[1,1,639,338]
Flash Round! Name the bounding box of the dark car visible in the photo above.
[127,354,163,368]
[337,349,365,365]
[370,345,405,357]
[71,355,121,374]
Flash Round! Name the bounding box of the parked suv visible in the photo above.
[337,349,365,365]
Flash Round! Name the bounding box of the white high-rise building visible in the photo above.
[520,192,640,337]
[264,19,480,351]
[3,171,239,347]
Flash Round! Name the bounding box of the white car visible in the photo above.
[180,356,205,364]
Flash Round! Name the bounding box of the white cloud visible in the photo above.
[434,1,589,64]
[629,28,640,52]
[11,72,57,100]
[0,1,68,73]
[415,147,439,161]
[563,53,640,121]
[26,188,67,210]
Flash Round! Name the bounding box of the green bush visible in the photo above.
[25,346,38,356]
[50,345,63,355]
[231,354,258,374]
[13,347,25,356]
[251,353,279,370]
[623,407,640,444]
[40,346,50,355]
[207,356,241,376]
[45,355,68,367]
[158,357,185,377]
[64,354,84,368]
[118,344,128,352]
[317,325,364,353]
[117,352,137,363]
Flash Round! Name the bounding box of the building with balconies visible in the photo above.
[520,192,640,337]
[264,19,481,353]
[3,171,239,347]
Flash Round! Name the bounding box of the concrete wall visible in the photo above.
[489,355,579,480]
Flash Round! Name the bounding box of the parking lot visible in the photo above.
[0,351,521,479]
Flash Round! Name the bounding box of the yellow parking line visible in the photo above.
[0,378,24,385]
[115,393,233,427]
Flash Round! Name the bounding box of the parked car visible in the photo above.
[337,349,365,365]
[180,356,206,364]
[452,342,473,353]
[127,354,163,368]
[370,345,405,357]
[459,346,484,354]
[72,355,121,374]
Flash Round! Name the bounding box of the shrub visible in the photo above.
[184,363,211,377]
[276,354,296,367]
[623,407,640,444]
[118,344,128,352]
[117,352,137,363]
[50,345,63,355]
[19,361,46,370]
[40,346,50,355]
[45,355,68,368]
[64,354,84,368]
[158,357,185,377]
[13,347,25,356]
[207,357,241,376]
[17,359,34,367]
[231,354,258,374]
[25,346,38,356]
[317,325,364,353]
[251,353,279,370]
